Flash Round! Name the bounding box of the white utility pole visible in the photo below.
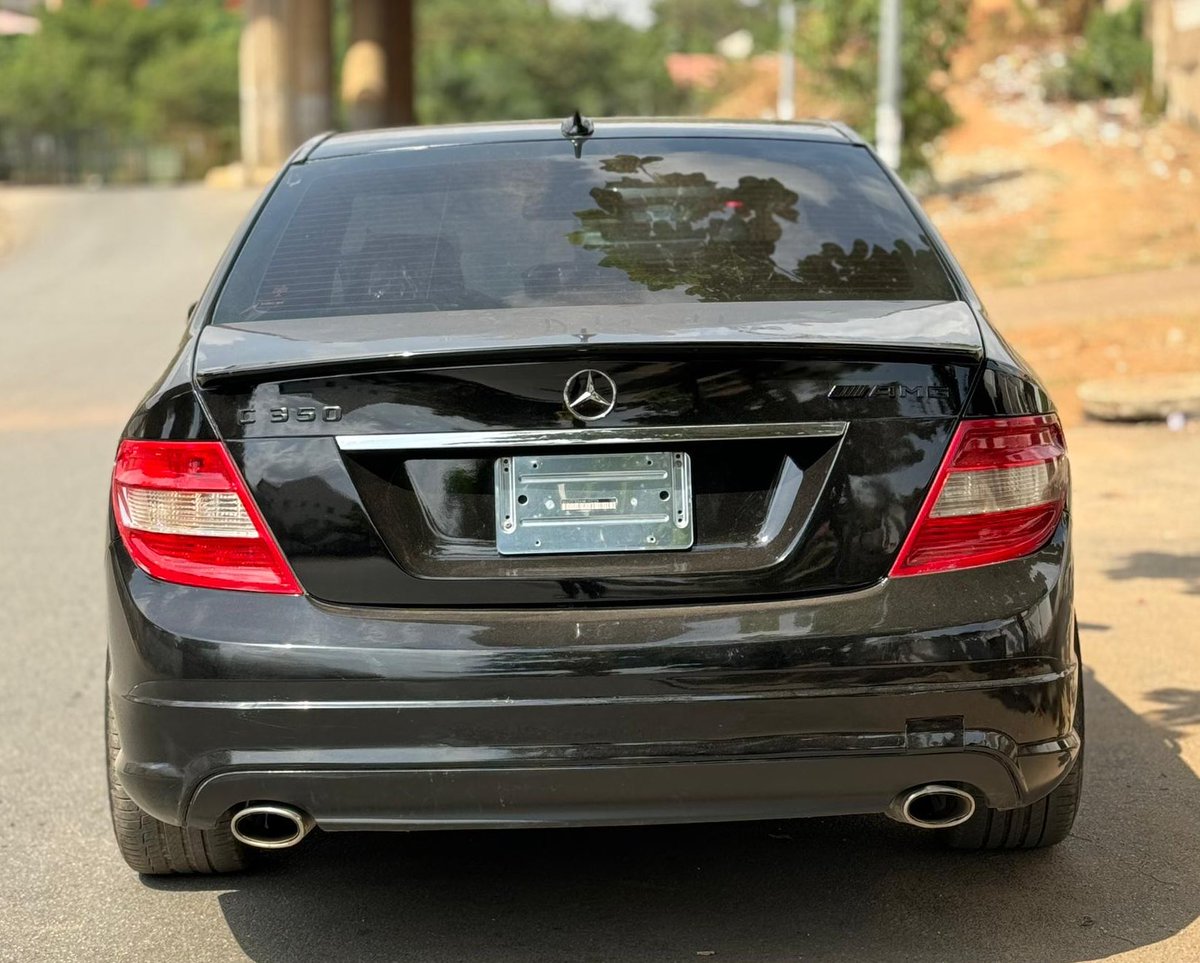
[777,0,796,121]
[876,0,902,169]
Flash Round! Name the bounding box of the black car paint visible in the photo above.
[107,520,1077,829]
[108,120,1077,835]
[198,348,972,606]
[194,300,984,380]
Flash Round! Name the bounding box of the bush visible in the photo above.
[1046,0,1152,101]
[417,0,688,124]
[0,0,240,175]
[796,0,970,175]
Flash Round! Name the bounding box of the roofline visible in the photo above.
[290,129,337,164]
[305,117,865,162]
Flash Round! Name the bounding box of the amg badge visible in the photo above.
[828,384,951,400]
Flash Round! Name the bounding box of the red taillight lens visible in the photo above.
[890,415,1068,578]
[111,440,301,594]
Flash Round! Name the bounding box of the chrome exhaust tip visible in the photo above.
[886,784,977,830]
[230,804,315,849]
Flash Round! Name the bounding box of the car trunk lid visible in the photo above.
[195,300,982,607]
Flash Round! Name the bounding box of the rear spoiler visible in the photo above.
[193,300,984,385]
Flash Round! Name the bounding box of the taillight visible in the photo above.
[111,440,301,594]
[890,415,1068,578]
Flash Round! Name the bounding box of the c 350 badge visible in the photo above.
[236,405,342,425]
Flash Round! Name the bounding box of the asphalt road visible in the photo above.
[1,186,1198,963]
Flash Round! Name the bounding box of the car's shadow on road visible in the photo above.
[144,671,1200,963]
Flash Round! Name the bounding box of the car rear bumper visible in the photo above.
[182,747,1076,832]
[106,521,1078,831]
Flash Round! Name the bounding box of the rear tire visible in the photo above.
[106,686,247,875]
[943,638,1084,851]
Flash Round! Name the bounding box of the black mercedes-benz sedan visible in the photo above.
[105,117,1080,874]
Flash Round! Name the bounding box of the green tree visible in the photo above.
[0,0,238,145]
[796,0,970,174]
[1045,0,1152,101]
[417,0,688,124]
[130,11,240,146]
[651,0,777,54]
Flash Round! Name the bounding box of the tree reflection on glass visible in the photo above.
[569,154,947,301]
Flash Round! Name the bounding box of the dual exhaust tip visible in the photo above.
[230,804,314,850]
[229,786,975,848]
[887,784,977,829]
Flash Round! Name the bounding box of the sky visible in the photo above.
[550,0,656,30]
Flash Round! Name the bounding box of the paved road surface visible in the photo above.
[1,187,1198,963]
[983,263,1200,330]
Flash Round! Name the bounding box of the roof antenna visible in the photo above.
[561,110,594,158]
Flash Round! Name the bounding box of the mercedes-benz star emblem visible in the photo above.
[563,369,617,421]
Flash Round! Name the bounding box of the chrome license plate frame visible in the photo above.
[495,450,693,556]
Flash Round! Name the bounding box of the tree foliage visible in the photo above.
[796,0,970,174]
[416,0,688,124]
[651,0,777,55]
[0,0,970,182]
[0,0,239,143]
[1044,0,1152,102]
[0,0,688,175]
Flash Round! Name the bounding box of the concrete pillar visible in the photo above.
[342,0,415,130]
[289,0,334,143]
[384,0,415,127]
[239,0,293,171]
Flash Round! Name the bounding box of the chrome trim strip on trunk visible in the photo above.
[335,422,849,451]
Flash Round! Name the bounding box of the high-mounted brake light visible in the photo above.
[890,415,1068,578]
[111,440,301,594]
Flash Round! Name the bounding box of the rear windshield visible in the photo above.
[213,137,955,324]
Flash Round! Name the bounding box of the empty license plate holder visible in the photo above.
[495,451,693,555]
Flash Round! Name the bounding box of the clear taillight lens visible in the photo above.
[930,460,1066,517]
[116,489,258,538]
[111,440,301,594]
[890,415,1069,578]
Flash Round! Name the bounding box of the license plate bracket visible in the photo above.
[495,451,693,556]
